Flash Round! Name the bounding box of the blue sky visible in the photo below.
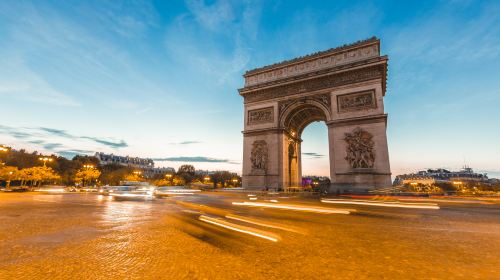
[0,0,499,178]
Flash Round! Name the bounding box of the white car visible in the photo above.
[154,186,201,197]
[108,186,156,200]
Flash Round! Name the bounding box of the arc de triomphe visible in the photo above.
[239,37,391,192]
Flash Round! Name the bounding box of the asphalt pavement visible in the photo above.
[0,192,499,279]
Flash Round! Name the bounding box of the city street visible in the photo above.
[1,192,499,279]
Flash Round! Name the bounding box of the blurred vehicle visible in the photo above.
[64,186,78,192]
[80,188,99,192]
[108,185,155,200]
[98,186,114,195]
[154,186,201,197]
[33,185,66,193]
[1,186,29,192]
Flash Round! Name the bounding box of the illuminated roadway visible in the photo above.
[0,192,499,279]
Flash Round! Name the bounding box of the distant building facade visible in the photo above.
[195,170,216,176]
[394,166,489,186]
[95,152,154,168]
[94,152,174,178]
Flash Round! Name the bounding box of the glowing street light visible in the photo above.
[83,164,94,169]
[133,171,142,178]
[39,157,53,166]
[163,173,173,185]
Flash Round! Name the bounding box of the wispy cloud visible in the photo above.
[185,0,235,32]
[39,127,128,148]
[43,143,63,150]
[39,127,73,138]
[170,141,202,145]
[165,1,261,85]
[81,137,128,148]
[153,156,238,164]
[303,152,325,159]
[0,53,80,107]
[79,0,159,38]
[0,1,176,111]
[0,125,128,152]
[57,149,95,159]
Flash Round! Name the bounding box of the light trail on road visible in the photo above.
[321,199,440,209]
[232,201,351,214]
[225,214,303,233]
[199,215,279,242]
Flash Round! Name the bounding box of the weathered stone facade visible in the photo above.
[240,37,391,192]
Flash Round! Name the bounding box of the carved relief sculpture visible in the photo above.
[248,107,274,125]
[344,128,375,168]
[337,90,376,113]
[278,93,331,118]
[251,140,268,172]
[242,65,384,103]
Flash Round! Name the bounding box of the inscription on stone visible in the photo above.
[248,107,274,125]
[337,90,376,113]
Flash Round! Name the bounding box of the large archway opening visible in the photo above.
[301,121,330,182]
[281,102,329,188]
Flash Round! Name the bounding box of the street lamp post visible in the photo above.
[82,164,95,188]
[39,157,53,167]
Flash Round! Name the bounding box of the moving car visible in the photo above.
[154,186,201,197]
[107,185,156,200]
[33,185,66,193]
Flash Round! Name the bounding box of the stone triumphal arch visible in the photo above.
[239,37,391,192]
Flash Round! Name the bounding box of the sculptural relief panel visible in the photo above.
[250,140,268,173]
[337,90,376,113]
[247,107,274,125]
[344,128,375,169]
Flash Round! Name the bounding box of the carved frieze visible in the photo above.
[337,90,376,113]
[244,44,379,87]
[247,107,274,125]
[251,140,268,172]
[344,128,375,169]
[243,66,384,103]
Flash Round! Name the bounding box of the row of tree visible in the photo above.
[0,147,241,188]
[0,166,60,188]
